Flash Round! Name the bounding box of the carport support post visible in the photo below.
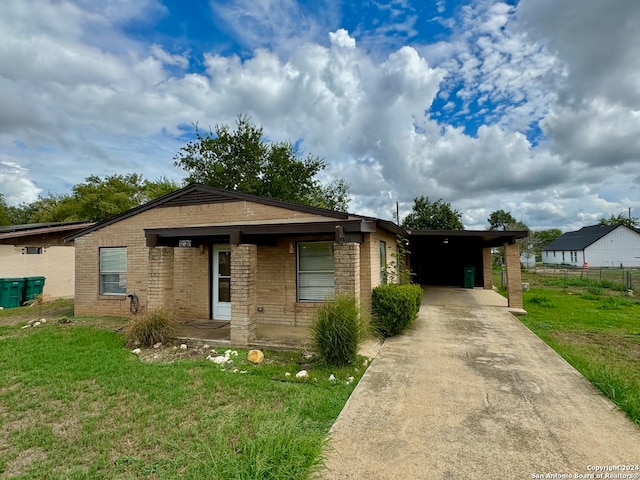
[482,247,493,289]
[504,242,523,309]
[230,244,257,347]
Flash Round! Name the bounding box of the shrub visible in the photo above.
[311,294,363,367]
[124,308,178,347]
[371,284,422,338]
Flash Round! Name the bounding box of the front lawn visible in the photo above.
[517,274,640,426]
[0,306,364,479]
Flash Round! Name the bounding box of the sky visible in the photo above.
[1,0,639,231]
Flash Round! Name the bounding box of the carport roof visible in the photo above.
[406,229,529,248]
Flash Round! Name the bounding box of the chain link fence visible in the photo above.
[519,265,638,292]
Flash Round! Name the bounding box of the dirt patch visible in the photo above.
[133,342,232,363]
[2,447,48,478]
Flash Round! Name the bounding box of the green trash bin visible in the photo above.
[0,278,26,308]
[463,267,475,289]
[23,276,46,303]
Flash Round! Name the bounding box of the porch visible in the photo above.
[173,320,313,350]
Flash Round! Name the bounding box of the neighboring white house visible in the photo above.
[0,222,93,299]
[542,224,640,268]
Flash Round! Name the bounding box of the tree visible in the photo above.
[0,194,11,225]
[401,196,464,230]
[9,174,180,223]
[598,213,639,229]
[487,209,519,231]
[174,114,350,211]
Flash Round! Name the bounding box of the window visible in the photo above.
[25,247,43,254]
[297,242,334,302]
[379,241,387,285]
[100,247,127,295]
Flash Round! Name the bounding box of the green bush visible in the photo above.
[125,307,178,347]
[371,284,422,338]
[311,294,363,367]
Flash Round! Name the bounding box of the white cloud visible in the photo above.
[0,0,639,231]
[0,160,41,205]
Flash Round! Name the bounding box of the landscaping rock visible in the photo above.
[329,374,336,381]
[131,348,141,355]
[153,342,162,349]
[211,355,228,365]
[179,344,188,350]
[296,370,308,378]
[33,321,42,327]
[247,349,264,364]
[21,324,31,329]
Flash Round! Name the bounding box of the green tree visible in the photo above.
[0,194,11,225]
[401,196,464,230]
[598,213,639,229]
[10,174,180,223]
[174,114,350,211]
[487,209,520,231]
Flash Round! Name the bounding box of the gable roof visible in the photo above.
[65,183,402,241]
[542,224,621,251]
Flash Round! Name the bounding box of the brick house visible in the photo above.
[0,222,93,299]
[67,184,403,346]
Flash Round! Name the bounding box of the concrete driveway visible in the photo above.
[321,287,640,479]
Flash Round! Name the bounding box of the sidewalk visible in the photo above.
[320,287,640,479]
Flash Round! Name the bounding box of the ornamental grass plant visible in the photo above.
[311,294,364,367]
[124,307,178,347]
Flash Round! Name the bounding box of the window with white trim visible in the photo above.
[297,242,334,302]
[99,247,127,295]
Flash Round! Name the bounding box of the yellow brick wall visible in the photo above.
[254,235,333,327]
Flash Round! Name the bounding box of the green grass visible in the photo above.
[0,305,365,479]
[518,281,640,426]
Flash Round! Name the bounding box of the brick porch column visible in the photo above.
[334,242,361,306]
[148,246,174,311]
[230,244,257,347]
[482,247,493,290]
[504,242,523,309]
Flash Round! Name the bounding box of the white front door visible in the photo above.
[213,245,231,321]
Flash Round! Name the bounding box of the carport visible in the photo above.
[406,229,529,309]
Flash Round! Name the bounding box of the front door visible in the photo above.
[213,245,231,320]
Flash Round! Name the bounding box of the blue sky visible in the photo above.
[1,0,639,230]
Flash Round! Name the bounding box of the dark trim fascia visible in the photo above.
[65,183,352,241]
[144,220,376,246]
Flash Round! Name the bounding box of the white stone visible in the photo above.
[346,376,354,384]
[203,344,210,350]
[329,374,336,381]
[296,370,308,378]
[285,372,291,377]
[40,319,47,324]
[131,348,141,355]
[153,342,162,349]
[179,344,188,350]
[240,370,247,374]
[212,355,227,365]
[33,321,42,327]
[21,324,31,329]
